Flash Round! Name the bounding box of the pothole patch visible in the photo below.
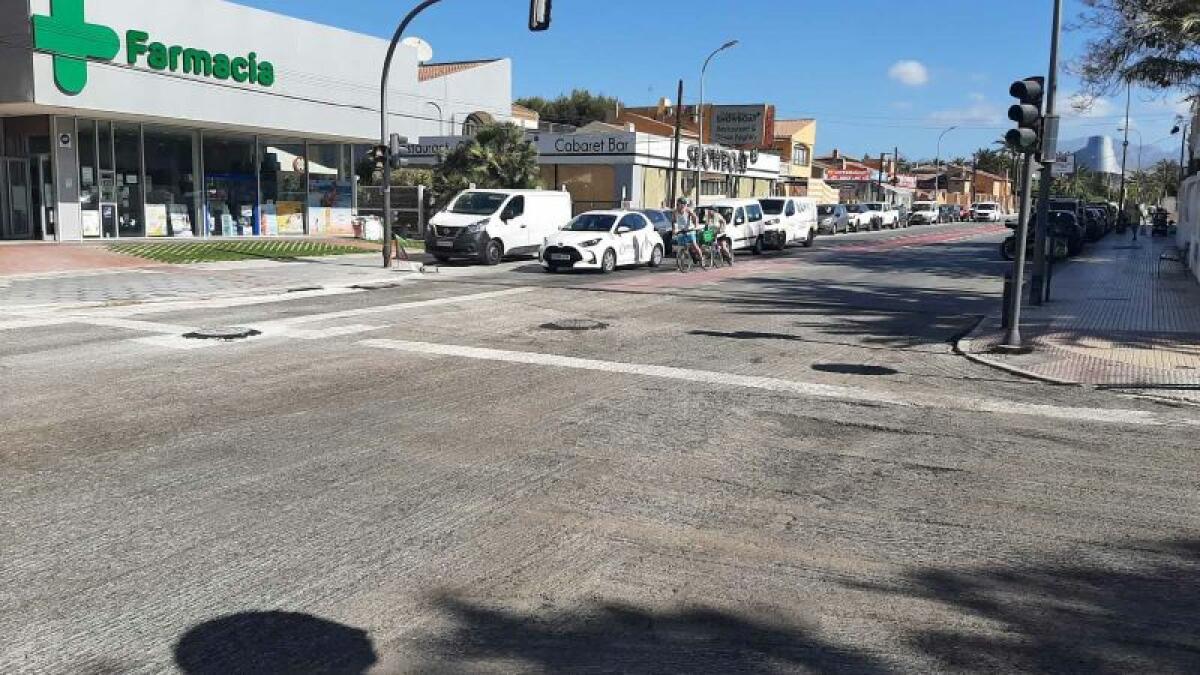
[183,327,262,341]
[540,319,609,332]
[812,363,899,376]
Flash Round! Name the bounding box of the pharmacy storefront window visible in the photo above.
[144,128,198,237]
[77,120,100,237]
[260,141,307,235]
[114,124,144,237]
[203,134,259,236]
[306,143,354,236]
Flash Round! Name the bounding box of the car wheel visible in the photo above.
[648,245,663,268]
[481,239,503,266]
[802,229,815,248]
[600,248,617,273]
[752,236,764,255]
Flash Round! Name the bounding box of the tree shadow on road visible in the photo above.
[410,595,893,673]
[174,611,377,675]
[846,538,1200,673]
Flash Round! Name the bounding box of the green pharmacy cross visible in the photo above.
[32,0,120,95]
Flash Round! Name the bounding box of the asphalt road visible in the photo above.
[2,222,1198,674]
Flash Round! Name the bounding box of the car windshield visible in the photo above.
[448,192,508,215]
[564,213,617,232]
[818,205,837,215]
[845,204,866,213]
[698,206,735,222]
[759,199,786,215]
[913,203,935,211]
[864,203,883,211]
[974,204,996,210]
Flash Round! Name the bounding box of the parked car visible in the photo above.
[541,210,664,273]
[638,208,675,255]
[972,201,1002,222]
[758,196,819,249]
[697,198,768,253]
[938,204,962,223]
[428,189,572,265]
[1082,207,1108,241]
[843,204,875,232]
[908,201,940,226]
[862,202,901,229]
[817,204,850,234]
[1050,210,1086,256]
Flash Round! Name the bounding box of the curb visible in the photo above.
[953,315,1083,387]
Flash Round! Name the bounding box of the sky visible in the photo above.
[236,0,1193,162]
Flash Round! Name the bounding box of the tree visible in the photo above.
[974,147,1016,177]
[1075,0,1200,95]
[432,123,540,202]
[516,89,621,128]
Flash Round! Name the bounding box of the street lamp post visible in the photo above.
[426,101,444,135]
[1173,117,1189,189]
[695,40,738,205]
[1120,125,1143,203]
[935,126,957,204]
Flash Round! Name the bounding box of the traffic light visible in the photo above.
[388,133,408,169]
[1006,76,1044,154]
[368,144,387,181]
[529,0,552,31]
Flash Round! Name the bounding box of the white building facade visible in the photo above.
[0,0,512,242]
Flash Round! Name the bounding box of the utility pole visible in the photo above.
[1030,0,1061,305]
[999,76,1046,351]
[877,152,887,201]
[1118,80,1132,238]
[668,79,684,208]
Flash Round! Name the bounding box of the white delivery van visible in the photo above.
[759,196,819,249]
[426,189,573,265]
[697,198,769,254]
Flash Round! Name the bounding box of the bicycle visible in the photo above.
[673,232,710,272]
[701,227,733,268]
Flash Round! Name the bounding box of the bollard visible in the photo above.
[1001,271,1015,329]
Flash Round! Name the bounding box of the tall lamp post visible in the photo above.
[379,0,552,267]
[934,126,957,204]
[426,101,444,135]
[1172,117,1189,189]
[1119,125,1143,204]
[695,40,738,205]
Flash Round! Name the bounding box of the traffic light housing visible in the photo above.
[529,0,552,31]
[1006,76,1044,154]
[368,144,387,182]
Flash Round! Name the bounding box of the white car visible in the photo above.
[843,204,876,232]
[972,202,1002,222]
[428,189,573,265]
[758,196,819,249]
[862,202,901,229]
[541,210,664,273]
[908,201,941,226]
[697,198,767,253]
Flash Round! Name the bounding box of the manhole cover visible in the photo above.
[540,319,609,332]
[183,327,261,341]
[812,363,898,376]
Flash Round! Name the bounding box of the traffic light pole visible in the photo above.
[1029,0,1061,305]
[380,0,445,268]
[1000,151,1037,351]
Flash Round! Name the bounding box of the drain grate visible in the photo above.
[812,363,898,376]
[183,327,261,341]
[540,319,609,332]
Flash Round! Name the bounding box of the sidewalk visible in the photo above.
[959,232,1200,394]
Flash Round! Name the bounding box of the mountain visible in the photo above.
[1058,136,1177,171]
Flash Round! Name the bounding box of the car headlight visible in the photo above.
[579,238,602,248]
[465,219,489,233]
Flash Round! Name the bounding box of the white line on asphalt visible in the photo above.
[359,339,1192,427]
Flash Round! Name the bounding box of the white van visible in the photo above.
[427,189,573,265]
[972,201,1002,223]
[696,198,768,253]
[759,196,819,249]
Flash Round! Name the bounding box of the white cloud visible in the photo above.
[888,60,929,87]
[1065,93,1115,119]
[928,101,1006,127]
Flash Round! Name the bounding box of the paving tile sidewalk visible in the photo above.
[959,232,1200,392]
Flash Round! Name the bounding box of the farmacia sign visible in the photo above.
[32,0,275,95]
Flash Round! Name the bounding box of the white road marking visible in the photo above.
[359,339,1191,427]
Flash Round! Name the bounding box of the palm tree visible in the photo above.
[433,123,541,200]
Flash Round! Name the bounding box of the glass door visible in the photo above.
[30,155,54,240]
[1,158,33,239]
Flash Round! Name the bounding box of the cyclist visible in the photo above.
[704,207,733,265]
[673,197,705,266]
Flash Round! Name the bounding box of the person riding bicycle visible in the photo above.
[673,198,705,265]
[704,208,733,264]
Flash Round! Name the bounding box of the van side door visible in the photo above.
[499,196,528,249]
[746,203,765,240]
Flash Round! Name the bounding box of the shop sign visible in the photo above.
[32,0,275,96]
[686,145,758,175]
[711,105,774,148]
[532,133,635,156]
[824,169,871,182]
[896,175,918,189]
